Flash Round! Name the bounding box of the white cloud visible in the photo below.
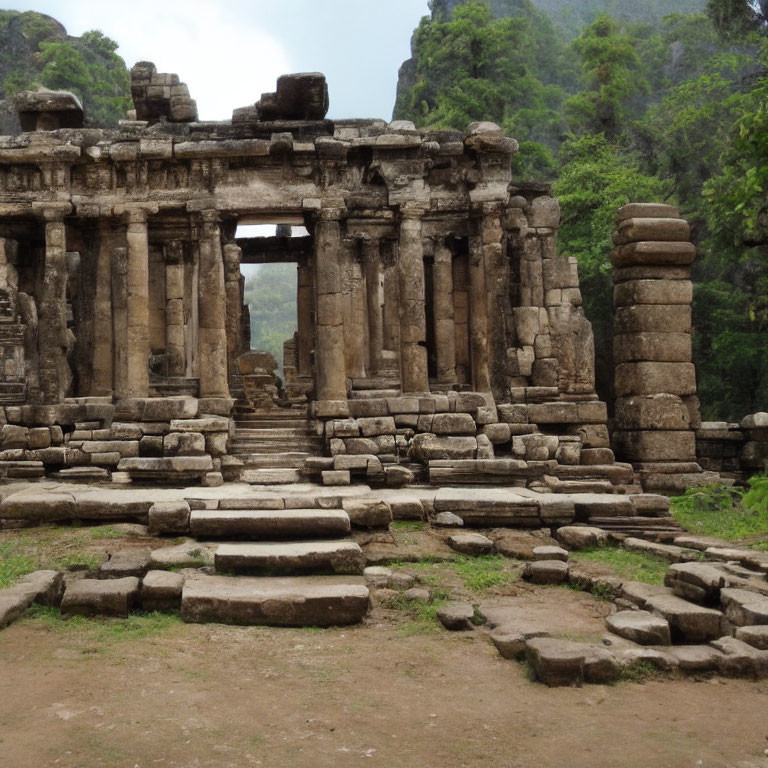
[48,0,292,120]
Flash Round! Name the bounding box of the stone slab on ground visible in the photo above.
[180,574,370,626]
[490,624,549,659]
[605,610,671,645]
[622,537,698,563]
[665,561,728,603]
[735,625,768,650]
[190,508,351,539]
[525,636,621,686]
[433,487,541,527]
[554,525,608,551]
[719,588,768,627]
[710,636,768,678]
[644,593,724,642]
[242,468,302,485]
[148,501,191,535]
[524,560,569,585]
[60,577,140,617]
[141,570,185,611]
[664,645,725,673]
[437,602,476,631]
[214,540,365,576]
[149,541,216,569]
[98,549,151,579]
[532,545,568,562]
[13,570,63,607]
[0,587,34,629]
[341,498,391,529]
[447,532,494,556]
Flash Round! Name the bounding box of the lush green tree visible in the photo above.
[564,14,648,136]
[707,0,768,39]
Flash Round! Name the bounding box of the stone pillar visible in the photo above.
[480,203,508,397]
[468,214,491,394]
[610,203,711,492]
[36,204,73,403]
[164,240,186,377]
[197,210,230,398]
[223,242,242,378]
[432,239,456,384]
[342,239,366,379]
[398,204,429,393]
[91,220,114,395]
[124,208,151,397]
[313,207,348,411]
[296,258,314,377]
[363,239,383,375]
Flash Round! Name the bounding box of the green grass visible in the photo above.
[54,553,102,571]
[450,555,519,592]
[25,605,182,645]
[671,476,768,541]
[390,520,428,532]
[89,526,127,540]
[570,547,669,585]
[0,540,38,588]
[387,588,451,636]
[618,660,666,683]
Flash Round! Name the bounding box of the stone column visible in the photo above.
[36,204,73,403]
[91,219,114,395]
[432,239,456,384]
[223,242,242,378]
[363,239,383,375]
[313,207,348,411]
[124,208,151,397]
[197,210,230,398]
[398,204,429,393]
[610,203,709,492]
[164,240,186,377]
[468,215,491,394]
[296,258,314,377]
[342,239,367,379]
[480,203,507,396]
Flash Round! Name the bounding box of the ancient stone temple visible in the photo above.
[0,63,715,502]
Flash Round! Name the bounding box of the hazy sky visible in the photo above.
[5,0,430,121]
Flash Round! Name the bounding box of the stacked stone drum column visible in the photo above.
[610,203,715,493]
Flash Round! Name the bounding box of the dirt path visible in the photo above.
[2,595,767,768]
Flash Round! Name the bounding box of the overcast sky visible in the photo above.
[5,0,430,121]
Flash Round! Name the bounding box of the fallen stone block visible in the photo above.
[0,586,34,629]
[525,637,621,686]
[448,532,494,556]
[735,625,768,651]
[341,498,391,529]
[664,561,727,604]
[140,570,184,611]
[437,602,476,631]
[605,610,671,646]
[555,525,608,551]
[532,545,568,562]
[98,549,151,579]
[490,623,549,659]
[666,645,724,673]
[710,636,768,678]
[524,560,569,585]
[719,588,768,627]
[61,577,140,617]
[148,500,191,535]
[644,593,723,642]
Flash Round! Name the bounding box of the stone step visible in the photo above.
[180,574,370,627]
[234,428,312,438]
[235,452,311,469]
[241,468,303,484]
[215,540,365,575]
[189,508,350,539]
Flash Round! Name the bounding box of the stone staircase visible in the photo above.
[168,492,370,626]
[229,399,324,484]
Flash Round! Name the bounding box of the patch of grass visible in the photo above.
[390,520,427,532]
[388,588,450,636]
[0,540,39,587]
[671,476,768,541]
[618,660,665,683]
[25,605,182,645]
[750,541,768,551]
[54,553,102,571]
[89,526,126,540]
[451,555,518,592]
[570,547,668,585]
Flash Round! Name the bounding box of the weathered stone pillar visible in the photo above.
[363,239,383,375]
[164,240,186,377]
[197,210,230,398]
[296,258,314,377]
[222,242,242,377]
[342,239,366,379]
[35,203,73,403]
[432,239,456,384]
[313,207,348,412]
[480,203,507,396]
[610,203,711,493]
[398,204,429,393]
[124,207,151,397]
[91,219,114,395]
[469,213,491,393]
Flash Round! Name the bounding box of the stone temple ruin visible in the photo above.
[0,65,767,669]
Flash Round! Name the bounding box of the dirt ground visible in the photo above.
[2,523,768,768]
[1,588,768,768]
